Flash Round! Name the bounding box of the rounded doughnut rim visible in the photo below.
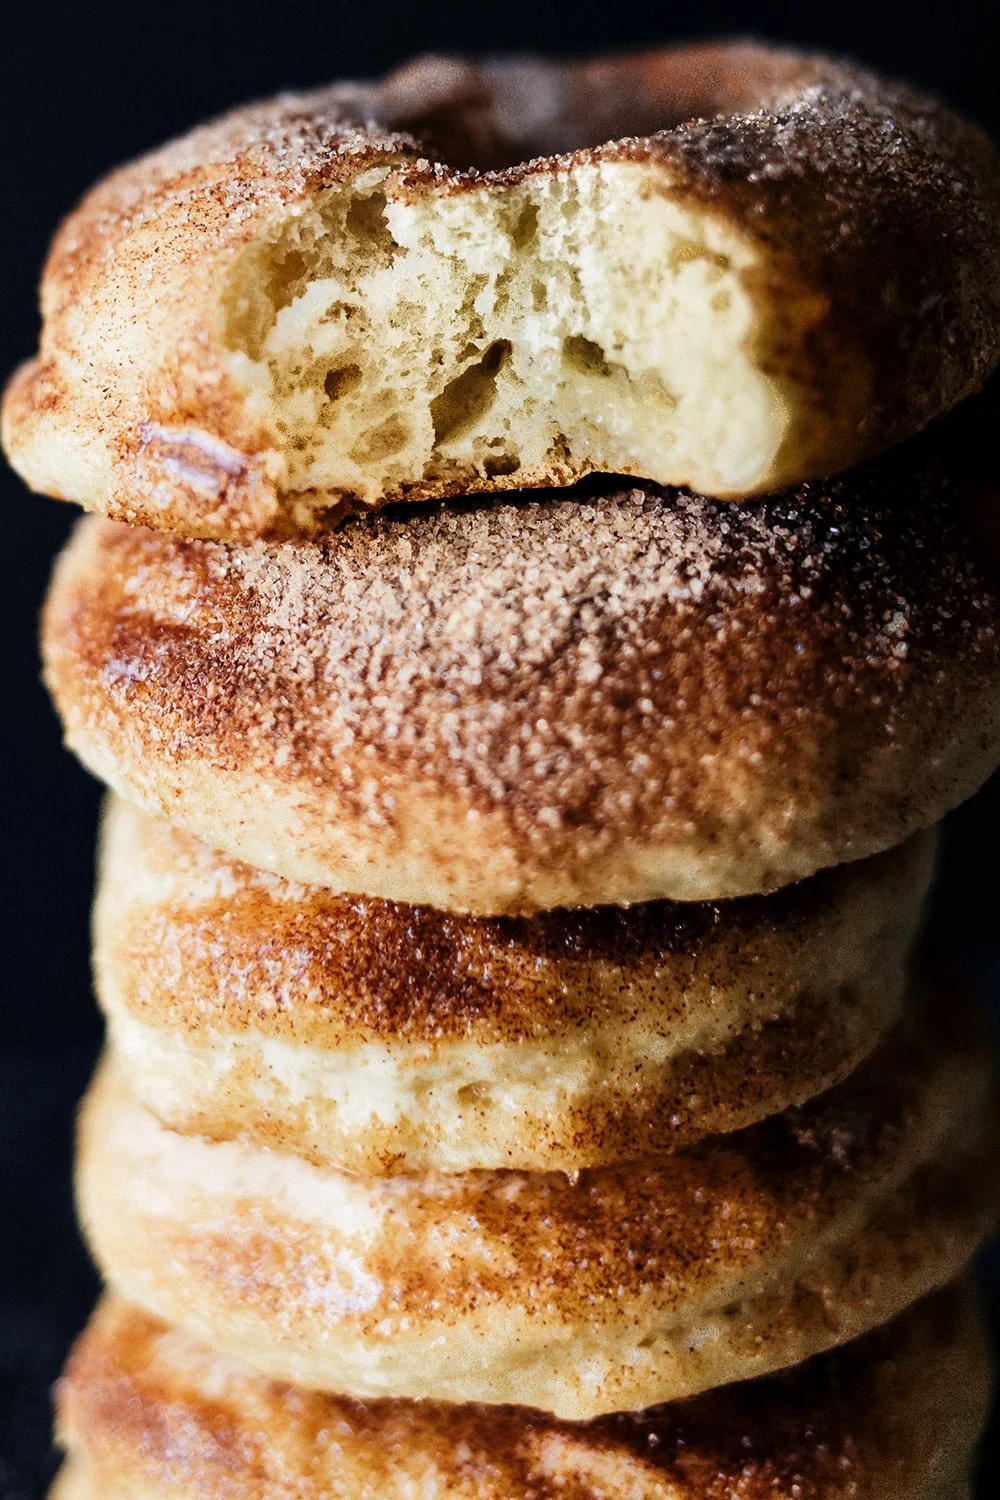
[42,453,1000,913]
[94,796,934,1173]
[5,39,1000,539]
[53,1285,990,1500]
[76,982,1000,1418]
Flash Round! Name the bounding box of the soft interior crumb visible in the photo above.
[221,159,792,508]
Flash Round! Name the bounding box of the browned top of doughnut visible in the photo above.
[5,39,1000,539]
[42,448,1000,910]
[58,1286,989,1500]
[96,797,929,1048]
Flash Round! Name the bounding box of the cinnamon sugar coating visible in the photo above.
[42,453,1000,910]
[95,797,931,1173]
[76,982,1000,1417]
[54,1286,990,1500]
[5,41,1000,537]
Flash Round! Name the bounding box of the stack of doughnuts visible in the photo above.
[5,38,1000,1499]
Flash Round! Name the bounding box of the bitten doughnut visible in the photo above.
[53,1287,990,1500]
[76,982,1000,1419]
[95,797,933,1174]
[43,455,1000,912]
[6,41,1000,538]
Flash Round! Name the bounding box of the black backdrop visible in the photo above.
[1,1,999,1493]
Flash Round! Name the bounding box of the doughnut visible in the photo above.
[5,41,1000,539]
[42,453,1000,912]
[75,981,1000,1419]
[94,796,933,1174]
[47,1461,91,1500]
[52,1287,989,1500]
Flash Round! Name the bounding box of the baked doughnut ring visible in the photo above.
[76,982,1000,1419]
[95,797,933,1174]
[53,1286,990,1500]
[6,42,1000,539]
[43,456,1000,912]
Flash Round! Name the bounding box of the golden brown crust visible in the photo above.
[95,797,932,1172]
[43,454,1000,911]
[56,1286,991,1500]
[5,40,1000,538]
[76,981,1000,1417]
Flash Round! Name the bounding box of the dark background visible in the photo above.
[1,1,999,1494]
